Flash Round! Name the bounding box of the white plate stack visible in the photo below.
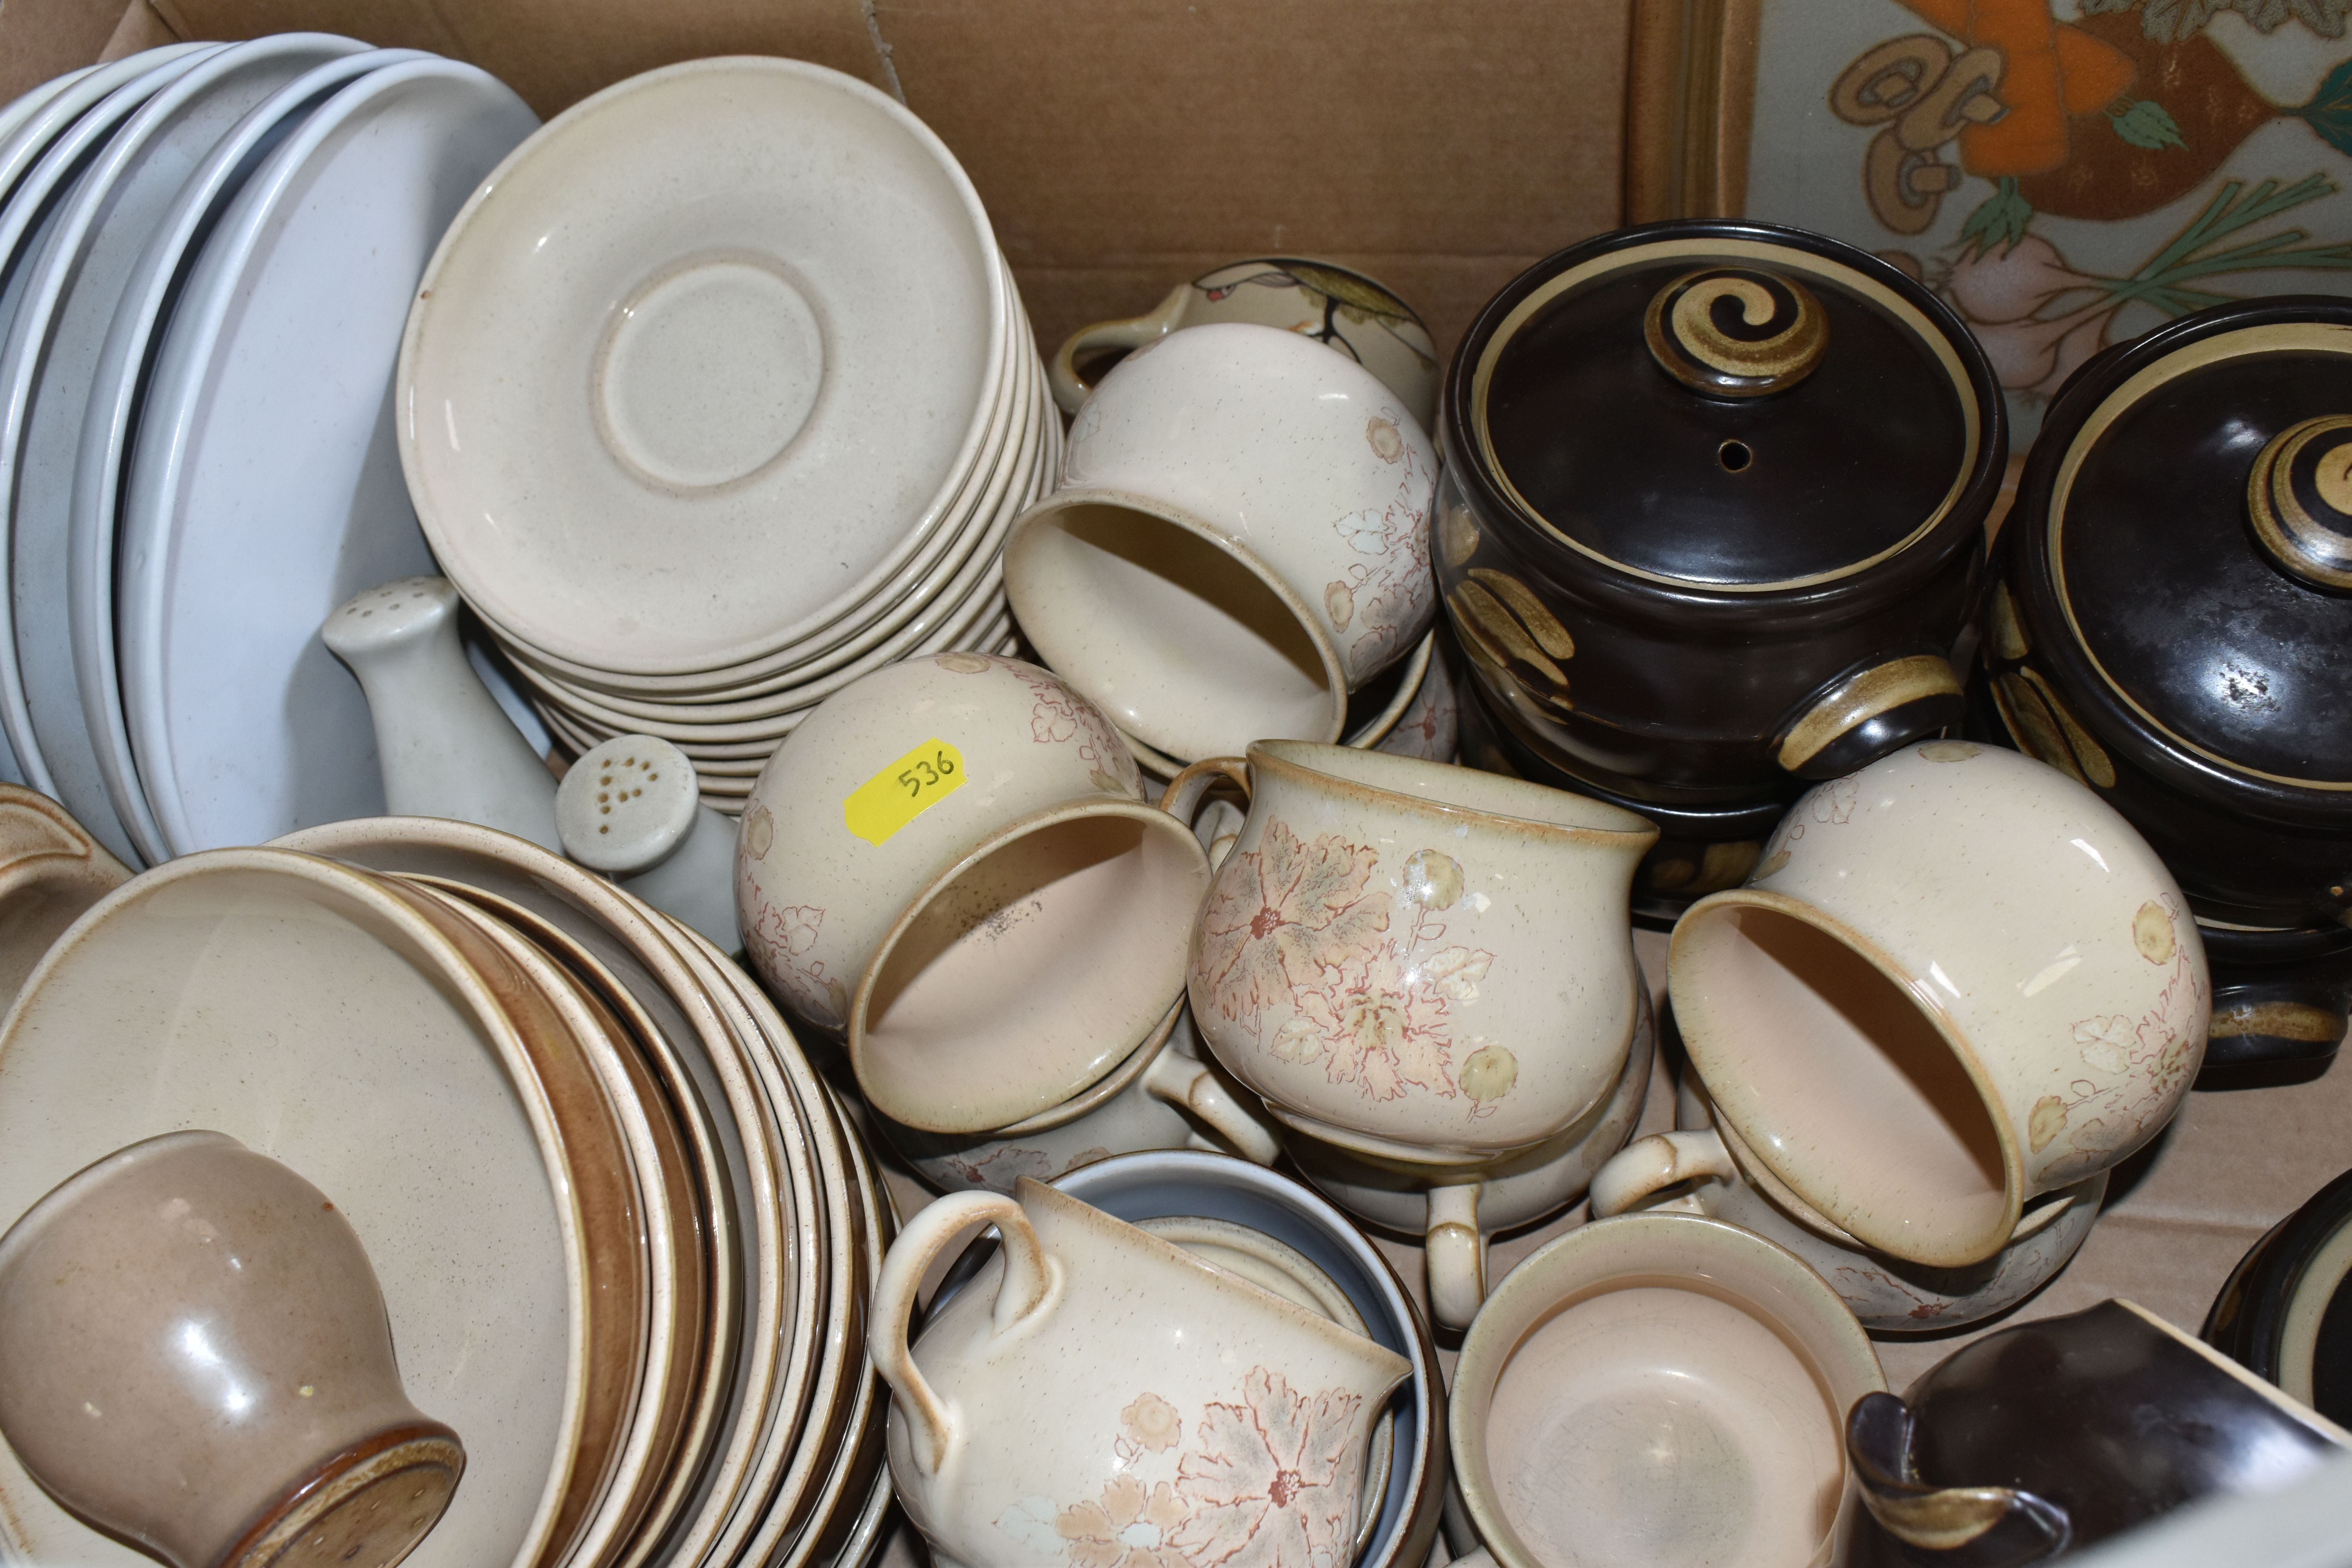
[399,58,1051,814]
[0,38,556,868]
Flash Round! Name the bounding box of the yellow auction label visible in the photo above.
[844,739,966,846]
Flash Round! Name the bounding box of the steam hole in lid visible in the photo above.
[1718,440,1753,473]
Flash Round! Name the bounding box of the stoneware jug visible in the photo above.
[872,1176,1410,1568]
[0,1130,463,1568]
[321,577,560,852]
[1165,741,1655,1161]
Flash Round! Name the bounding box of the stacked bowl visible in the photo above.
[399,58,1049,813]
[0,819,893,1568]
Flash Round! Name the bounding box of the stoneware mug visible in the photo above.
[737,651,1212,1134]
[1286,983,1655,1332]
[1005,322,1440,765]
[1449,1213,1886,1568]
[871,1006,1283,1192]
[871,1176,1411,1568]
[0,1131,463,1568]
[1670,741,2208,1270]
[1049,256,1440,430]
[1589,1071,2106,1335]
[1165,740,1656,1161]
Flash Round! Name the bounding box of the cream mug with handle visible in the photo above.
[872,1177,1411,1568]
[1049,256,1439,430]
[1164,740,1656,1161]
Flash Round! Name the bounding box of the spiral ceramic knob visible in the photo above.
[2248,415,2352,591]
[1644,266,1828,399]
[556,735,741,952]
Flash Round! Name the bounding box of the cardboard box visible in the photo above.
[7,0,2346,1557]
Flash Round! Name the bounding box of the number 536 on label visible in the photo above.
[844,739,967,846]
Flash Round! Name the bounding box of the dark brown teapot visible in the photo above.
[1437,220,2006,821]
[1973,298,2352,1067]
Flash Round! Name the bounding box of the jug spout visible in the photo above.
[322,579,561,852]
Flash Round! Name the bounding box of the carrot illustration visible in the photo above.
[1895,0,2138,177]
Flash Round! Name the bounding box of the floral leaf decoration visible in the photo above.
[2110,98,2187,149]
[2294,55,2352,158]
[2084,0,2352,40]
[1959,177,2036,258]
[1279,261,1416,326]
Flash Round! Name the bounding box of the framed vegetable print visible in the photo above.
[1629,0,2352,443]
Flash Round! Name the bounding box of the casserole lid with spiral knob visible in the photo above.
[1453,220,2002,592]
[2001,297,2352,831]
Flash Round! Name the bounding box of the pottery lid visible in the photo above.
[1454,221,2002,592]
[2020,303,2352,799]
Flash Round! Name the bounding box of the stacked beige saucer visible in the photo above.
[397,58,1046,813]
[0,820,892,1568]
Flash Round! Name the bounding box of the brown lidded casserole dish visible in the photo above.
[1973,297,2352,1067]
[1436,220,2008,848]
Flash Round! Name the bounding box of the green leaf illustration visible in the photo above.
[1958,178,2034,258]
[2295,55,2352,158]
[2112,100,2188,150]
[1280,262,1416,326]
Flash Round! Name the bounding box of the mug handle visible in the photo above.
[869,1190,1057,1476]
[1587,1129,1737,1218]
[1161,757,1254,863]
[1049,284,1190,415]
[1143,1049,1281,1164]
[1426,1182,1487,1332]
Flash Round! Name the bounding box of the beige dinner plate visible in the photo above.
[268,818,811,1568]
[423,877,739,1568]
[0,848,585,1568]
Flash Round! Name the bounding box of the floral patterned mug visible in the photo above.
[1005,323,1440,766]
[1163,740,1656,1165]
[1670,742,2209,1270]
[1048,256,1439,431]
[873,1176,1411,1568]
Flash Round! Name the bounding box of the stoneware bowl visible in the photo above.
[0,846,586,1568]
[1837,1299,2348,1567]
[0,1131,462,1568]
[1671,741,2207,1269]
[1590,1073,2105,1336]
[735,652,1210,1134]
[1449,1212,1886,1568]
[1050,256,1439,429]
[1972,298,2352,1068]
[934,1150,1450,1568]
[1167,741,1655,1161]
[0,782,128,1012]
[1005,321,1439,764]
[1437,219,2003,806]
[2205,1168,2352,1426]
[1283,983,1655,1332]
[871,1177,1410,1568]
[870,1007,1281,1192]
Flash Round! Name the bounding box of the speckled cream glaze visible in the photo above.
[872,1178,1410,1568]
[1006,323,1440,764]
[1177,741,1655,1160]
[1671,741,2207,1270]
[1591,1084,2107,1335]
[738,652,1209,1134]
